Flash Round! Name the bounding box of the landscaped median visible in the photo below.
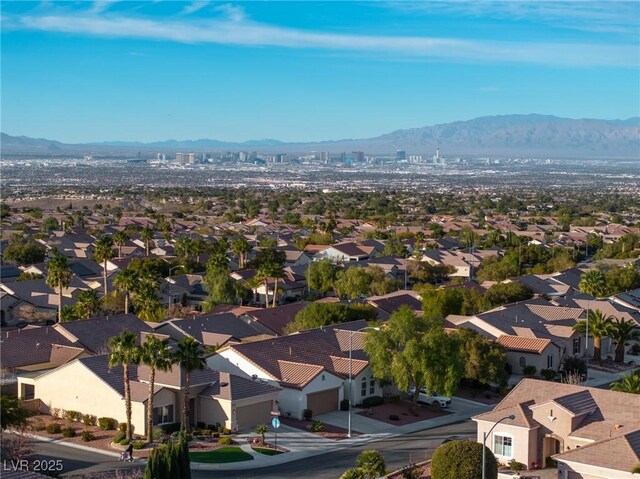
[190,447,254,463]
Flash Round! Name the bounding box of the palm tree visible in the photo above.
[578,269,608,298]
[113,231,130,259]
[140,335,173,443]
[610,369,640,394]
[133,282,164,322]
[75,289,102,319]
[113,268,138,315]
[109,330,141,442]
[573,309,614,363]
[141,226,154,256]
[94,235,115,296]
[231,237,251,269]
[174,237,193,263]
[46,250,73,323]
[255,423,268,445]
[173,337,205,433]
[356,450,385,479]
[609,317,640,363]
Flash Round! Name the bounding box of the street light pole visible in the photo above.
[482,414,515,479]
[347,326,380,439]
[585,300,590,383]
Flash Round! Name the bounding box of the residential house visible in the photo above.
[496,335,562,375]
[315,242,376,263]
[366,290,422,320]
[473,378,640,475]
[240,302,309,336]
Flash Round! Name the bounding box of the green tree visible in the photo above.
[609,317,640,363]
[284,303,378,334]
[140,336,173,442]
[0,395,28,430]
[255,423,268,445]
[141,226,154,256]
[484,282,533,307]
[604,265,640,296]
[420,286,465,320]
[356,450,386,479]
[46,250,73,323]
[145,437,190,479]
[573,309,614,363]
[2,238,46,265]
[334,267,371,299]
[431,440,497,479]
[202,257,234,311]
[113,268,138,315]
[382,237,407,257]
[231,237,251,269]
[109,330,141,441]
[340,469,365,479]
[74,289,102,319]
[610,369,640,394]
[454,329,508,386]
[132,280,164,322]
[306,259,338,296]
[94,235,115,296]
[251,248,286,307]
[364,306,464,409]
[173,337,205,433]
[113,231,130,259]
[578,269,608,298]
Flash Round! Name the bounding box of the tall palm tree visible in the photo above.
[75,289,102,319]
[173,337,205,433]
[140,335,173,443]
[610,369,640,394]
[231,237,251,269]
[140,226,154,256]
[573,309,614,363]
[113,268,138,315]
[46,250,73,323]
[109,330,141,441]
[94,235,115,296]
[174,237,193,263]
[113,231,130,259]
[578,269,608,298]
[609,317,640,363]
[133,282,164,322]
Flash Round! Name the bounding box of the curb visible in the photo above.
[25,432,123,459]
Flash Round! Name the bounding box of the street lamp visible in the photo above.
[168,264,186,307]
[348,326,380,438]
[482,414,516,479]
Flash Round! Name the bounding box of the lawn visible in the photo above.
[189,447,254,463]
[252,446,284,456]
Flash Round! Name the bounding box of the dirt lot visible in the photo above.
[355,400,449,426]
[280,416,361,440]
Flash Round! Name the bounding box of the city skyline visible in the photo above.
[2,1,639,143]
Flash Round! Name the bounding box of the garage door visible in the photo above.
[235,400,273,431]
[306,388,339,416]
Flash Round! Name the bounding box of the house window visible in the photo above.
[547,355,553,369]
[519,357,526,368]
[153,405,174,425]
[361,377,367,397]
[369,378,375,395]
[573,338,581,354]
[493,434,513,457]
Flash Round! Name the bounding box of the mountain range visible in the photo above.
[2,114,639,158]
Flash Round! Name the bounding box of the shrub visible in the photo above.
[81,430,94,442]
[509,459,525,472]
[98,417,117,430]
[133,440,147,450]
[118,423,133,434]
[523,365,537,376]
[431,440,497,479]
[389,414,400,421]
[303,409,313,420]
[202,429,212,436]
[629,344,640,355]
[545,456,558,468]
[113,432,126,444]
[152,426,164,441]
[222,428,231,435]
[33,421,46,432]
[82,414,97,426]
[120,439,131,446]
[311,420,325,432]
[50,408,60,419]
[196,421,205,430]
[46,423,62,434]
[356,450,386,479]
[362,396,384,408]
[340,399,350,411]
[540,369,557,381]
[219,436,233,446]
[159,422,181,434]
[64,410,80,422]
[62,427,76,438]
[400,463,423,479]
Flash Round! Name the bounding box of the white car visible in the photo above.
[409,387,452,408]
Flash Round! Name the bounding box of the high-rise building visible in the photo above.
[396,150,406,161]
[320,151,329,163]
[176,152,184,163]
[352,151,365,163]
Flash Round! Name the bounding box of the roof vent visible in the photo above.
[220,382,229,387]
[251,374,258,380]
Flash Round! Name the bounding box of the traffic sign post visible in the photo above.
[271,416,280,452]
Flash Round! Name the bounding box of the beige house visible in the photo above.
[473,379,640,474]
[18,355,280,435]
[496,335,562,375]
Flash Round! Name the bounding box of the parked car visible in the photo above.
[408,387,452,408]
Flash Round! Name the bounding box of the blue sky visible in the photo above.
[2,1,639,143]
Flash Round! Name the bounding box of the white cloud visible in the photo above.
[182,1,210,16]
[9,8,639,67]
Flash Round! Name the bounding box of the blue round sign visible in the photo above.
[271,417,281,429]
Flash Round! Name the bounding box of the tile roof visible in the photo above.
[167,313,263,343]
[243,302,309,335]
[555,428,640,472]
[0,326,83,369]
[197,371,279,401]
[496,335,551,354]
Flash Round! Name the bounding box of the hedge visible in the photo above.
[431,440,497,479]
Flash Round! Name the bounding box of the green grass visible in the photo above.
[252,446,284,456]
[189,447,254,463]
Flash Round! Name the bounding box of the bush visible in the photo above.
[50,408,60,419]
[311,420,325,432]
[629,344,640,355]
[81,430,95,442]
[196,421,205,430]
[82,414,97,426]
[98,417,117,430]
[64,410,80,422]
[523,365,537,376]
[62,427,76,438]
[540,369,557,381]
[400,463,423,479]
[133,440,147,450]
[33,421,46,432]
[545,456,558,468]
[222,428,231,435]
[509,459,525,472]
[113,432,126,444]
[159,422,182,434]
[152,426,164,441]
[362,396,384,408]
[431,440,497,479]
[303,409,313,420]
[46,423,62,434]
[219,436,233,446]
[389,414,400,421]
[340,399,350,411]
[202,429,212,436]
[118,423,133,434]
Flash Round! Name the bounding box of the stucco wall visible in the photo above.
[558,460,634,479]
[476,420,536,469]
